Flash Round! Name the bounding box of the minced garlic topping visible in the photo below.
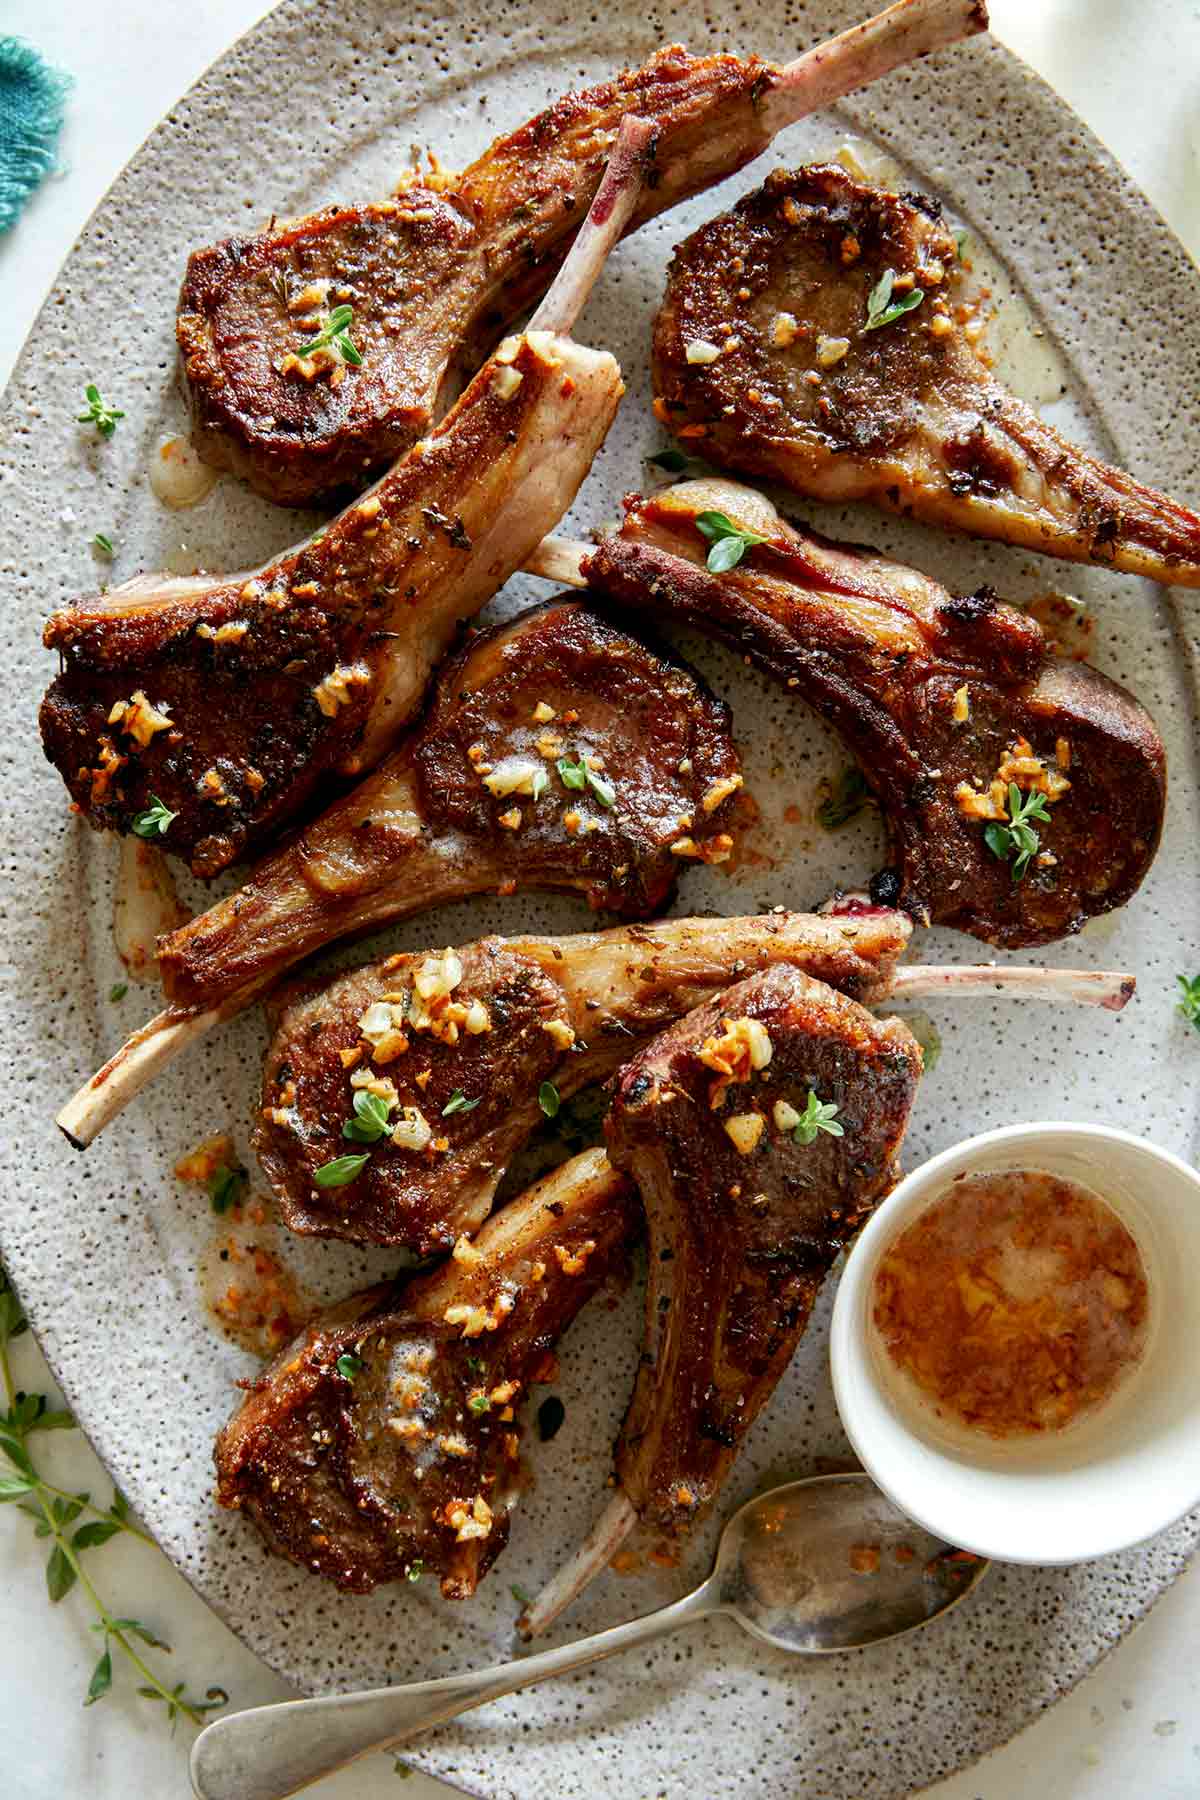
[552,1239,595,1276]
[951,684,970,724]
[954,735,1072,823]
[701,773,743,815]
[685,338,721,366]
[350,1068,400,1106]
[391,1106,432,1153]
[313,662,371,718]
[815,334,851,369]
[772,312,800,348]
[540,1017,576,1051]
[724,1112,765,1155]
[698,1016,773,1109]
[448,1495,494,1542]
[108,690,172,748]
[444,1292,515,1338]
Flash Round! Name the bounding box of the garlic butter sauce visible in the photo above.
[871,1169,1150,1441]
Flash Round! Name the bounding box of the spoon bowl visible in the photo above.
[190,1471,987,1800]
[715,1473,987,1653]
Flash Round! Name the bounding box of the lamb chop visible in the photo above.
[259,900,1127,1254]
[56,597,745,1148]
[535,477,1167,948]
[214,1148,639,1597]
[39,118,653,879]
[651,163,1200,586]
[519,963,922,1635]
[177,0,987,506]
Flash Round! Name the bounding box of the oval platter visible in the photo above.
[1,1,1198,1795]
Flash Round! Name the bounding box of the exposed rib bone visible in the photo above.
[527,116,656,335]
[517,1492,637,1638]
[891,963,1136,1012]
[762,0,987,132]
[522,535,588,587]
[57,1008,220,1151]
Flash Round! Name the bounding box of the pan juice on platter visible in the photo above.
[869,1169,1152,1448]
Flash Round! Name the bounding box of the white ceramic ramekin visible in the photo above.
[830,1123,1200,1565]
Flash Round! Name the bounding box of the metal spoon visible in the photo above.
[189,1473,987,1800]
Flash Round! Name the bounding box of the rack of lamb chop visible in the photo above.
[177,0,988,505]
[528,478,1166,947]
[651,163,1200,586]
[519,963,922,1636]
[214,1148,639,1597]
[39,117,654,878]
[256,903,1126,1254]
[55,597,744,1148]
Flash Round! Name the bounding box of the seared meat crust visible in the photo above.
[652,164,1200,586]
[605,965,921,1537]
[157,599,743,1018]
[179,48,775,505]
[41,334,621,877]
[584,480,1166,947]
[258,908,911,1252]
[214,1150,638,1596]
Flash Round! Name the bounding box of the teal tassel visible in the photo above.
[0,37,71,234]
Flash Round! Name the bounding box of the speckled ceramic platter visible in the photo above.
[2,2,1199,1795]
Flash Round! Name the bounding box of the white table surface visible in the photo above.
[2,3,1199,1796]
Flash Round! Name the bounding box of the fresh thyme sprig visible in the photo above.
[298,304,363,366]
[793,1091,844,1145]
[0,1266,226,1725]
[983,782,1052,883]
[77,385,125,439]
[556,753,615,808]
[1177,974,1200,1035]
[130,795,177,839]
[816,766,871,831]
[863,269,924,333]
[695,509,767,574]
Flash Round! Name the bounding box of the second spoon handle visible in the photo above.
[189,1579,718,1800]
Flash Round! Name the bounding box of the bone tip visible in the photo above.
[56,1120,89,1152]
[1106,975,1137,1013]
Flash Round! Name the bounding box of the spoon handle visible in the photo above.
[189,1580,717,1800]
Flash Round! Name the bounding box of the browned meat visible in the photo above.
[652,164,1200,586]
[177,4,987,504]
[39,119,652,877]
[56,599,744,1148]
[519,965,920,1633]
[256,907,913,1253]
[582,479,1166,948]
[214,1149,638,1597]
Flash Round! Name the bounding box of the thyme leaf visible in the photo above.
[863,268,924,332]
[77,384,125,438]
[695,509,766,574]
[983,783,1052,883]
[792,1091,844,1146]
[130,795,177,839]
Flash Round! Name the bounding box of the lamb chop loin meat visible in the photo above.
[258,895,1129,1254]
[56,598,745,1148]
[257,908,913,1253]
[39,118,650,879]
[214,1149,638,1597]
[517,964,921,1634]
[581,479,1166,948]
[177,1,987,505]
[652,163,1200,586]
